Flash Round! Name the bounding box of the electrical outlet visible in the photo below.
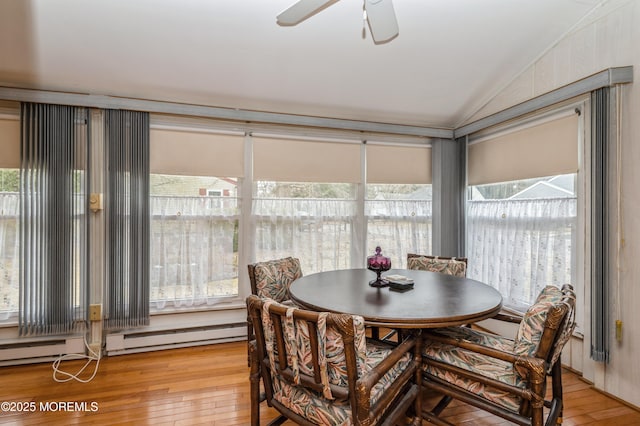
[89,193,103,213]
[616,320,623,342]
[89,304,102,321]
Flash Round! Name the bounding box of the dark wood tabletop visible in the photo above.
[288,268,503,328]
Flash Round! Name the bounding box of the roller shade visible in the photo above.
[150,128,244,177]
[468,113,579,185]
[253,136,361,183]
[366,144,431,184]
[0,116,20,168]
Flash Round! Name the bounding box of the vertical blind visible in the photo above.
[19,103,89,335]
[105,109,150,329]
[590,88,610,363]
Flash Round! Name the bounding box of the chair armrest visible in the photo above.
[424,329,518,363]
[355,332,420,423]
[492,311,523,324]
[423,329,547,402]
[359,333,418,391]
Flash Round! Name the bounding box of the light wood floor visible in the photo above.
[0,341,638,425]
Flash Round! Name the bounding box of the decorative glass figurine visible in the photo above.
[367,246,391,287]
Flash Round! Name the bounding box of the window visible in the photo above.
[365,143,432,265]
[253,181,357,274]
[251,138,433,273]
[251,135,361,273]
[0,110,19,323]
[149,123,244,311]
[366,184,432,267]
[467,174,577,312]
[150,174,240,310]
[466,109,581,312]
[0,168,19,321]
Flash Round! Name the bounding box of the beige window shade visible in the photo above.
[253,136,361,183]
[468,114,579,186]
[366,144,431,184]
[0,116,20,169]
[150,128,244,177]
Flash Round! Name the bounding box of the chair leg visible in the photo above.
[249,340,261,426]
[370,327,380,340]
[413,332,423,425]
[247,319,254,367]
[549,359,564,425]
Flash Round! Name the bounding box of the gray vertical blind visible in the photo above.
[105,110,150,329]
[19,103,88,335]
[591,88,610,363]
[431,137,466,257]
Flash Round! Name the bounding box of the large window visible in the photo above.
[149,123,244,311]
[0,169,19,321]
[467,174,577,312]
[251,135,361,273]
[0,111,20,322]
[365,143,432,266]
[466,109,581,312]
[2,115,434,321]
[150,175,240,310]
[251,137,433,273]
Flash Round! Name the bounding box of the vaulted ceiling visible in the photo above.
[0,0,620,130]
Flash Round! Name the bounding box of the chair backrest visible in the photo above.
[248,257,302,303]
[247,294,366,406]
[514,284,576,373]
[407,253,468,278]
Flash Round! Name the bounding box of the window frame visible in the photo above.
[465,99,587,333]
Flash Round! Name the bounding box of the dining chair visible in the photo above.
[420,284,576,426]
[406,253,468,277]
[247,294,423,426]
[375,253,471,343]
[247,257,303,364]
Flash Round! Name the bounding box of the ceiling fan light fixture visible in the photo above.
[277,0,399,44]
[364,0,399,44]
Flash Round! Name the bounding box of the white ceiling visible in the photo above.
[0,0,616,130]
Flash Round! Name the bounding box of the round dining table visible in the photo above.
[288,268,503,328]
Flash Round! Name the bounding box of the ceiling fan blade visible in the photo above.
[365,0,399,43]
[277,0,338,26]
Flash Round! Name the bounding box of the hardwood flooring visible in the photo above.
[0,341,638,425]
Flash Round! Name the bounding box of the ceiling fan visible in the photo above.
[277,0,399,44]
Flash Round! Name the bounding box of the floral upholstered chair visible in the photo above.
[247,294,422,426]
[248,256,303,303]
[246,257,303,364]
[407,253,468,277]
[420,284,576,426]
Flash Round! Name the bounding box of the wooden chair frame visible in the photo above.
[246,258,301,365]
[247,294,423,426]
[421,284,576,426]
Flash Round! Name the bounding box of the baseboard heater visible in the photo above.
[0,336,85,366]
[105,322,247,356]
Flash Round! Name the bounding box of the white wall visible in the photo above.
[465,0,640,407]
